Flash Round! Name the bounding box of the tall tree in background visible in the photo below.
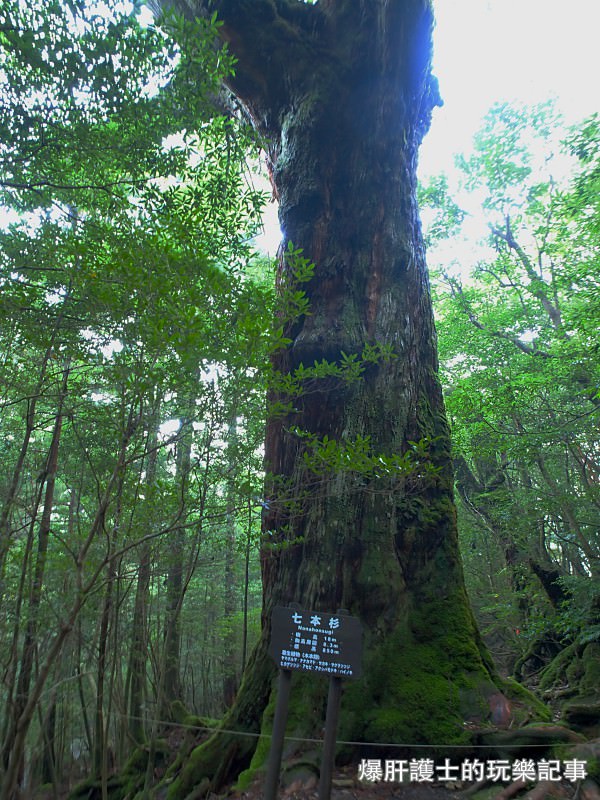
[152,1,512,794]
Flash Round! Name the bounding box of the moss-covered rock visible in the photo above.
[539,641,600,735]
[581,643,600,694]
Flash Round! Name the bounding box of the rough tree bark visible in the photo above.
[152,1,517,795]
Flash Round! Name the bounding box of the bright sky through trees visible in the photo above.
[420,0,600,177]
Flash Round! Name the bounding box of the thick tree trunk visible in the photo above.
[155,1,512,795]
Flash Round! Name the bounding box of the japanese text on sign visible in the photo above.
[269,606,362,679]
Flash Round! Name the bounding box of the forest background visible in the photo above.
[0,0,598,797]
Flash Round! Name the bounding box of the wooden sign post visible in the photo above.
[318,674,342,799]
[265,605,363,800]
[263,667,292,800]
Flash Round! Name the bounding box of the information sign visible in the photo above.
[269,605,362,679]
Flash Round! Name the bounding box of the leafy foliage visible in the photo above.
[421,102,600,667]
[0,1,274,793]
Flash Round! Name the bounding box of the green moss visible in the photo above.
[538,642,579,692]
[169,700,188,724]
[164,644,276,798]
[587,756,600,781]
[365,675,466,747]
[539,641,600,716]
[120,739,168,774]
[67,775,130,800]
[341,581,547,753]
[566,658,584,685]
[67,777,97,800]
[235,689,276,791]
[76,740,169,800]
[354,543,401,614]
[409,595,490,673]
[122,746,148,774]
[581,642,600,693]
[401,495,455,533]
[182,714,219,731]
[339,591,500,750]
[500,677,551,722]
[166,740,212,800]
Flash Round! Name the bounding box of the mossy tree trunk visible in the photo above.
[153,1,509,795]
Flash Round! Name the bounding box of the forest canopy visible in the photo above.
[0,1,599,798]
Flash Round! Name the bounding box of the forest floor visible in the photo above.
[219,766,579,800]
[224,772,460,800]
[157,723,592,800]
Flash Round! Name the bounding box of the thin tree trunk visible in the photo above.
[1,361,70,788]
[222,417,239,708]
[94,468,125,795]
[126,407,159,745]
[0,475,45,761]
[126,544,152,746]
[73,483,94,761]
[241,493,253,676]
[0,410,139,800]
[0,333,60,606]
[160,416,193,717]
[39,689,58,792]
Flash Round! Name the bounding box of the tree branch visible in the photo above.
[491,215,565,334]
[150,0,321,136]
[447,276,552,358]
